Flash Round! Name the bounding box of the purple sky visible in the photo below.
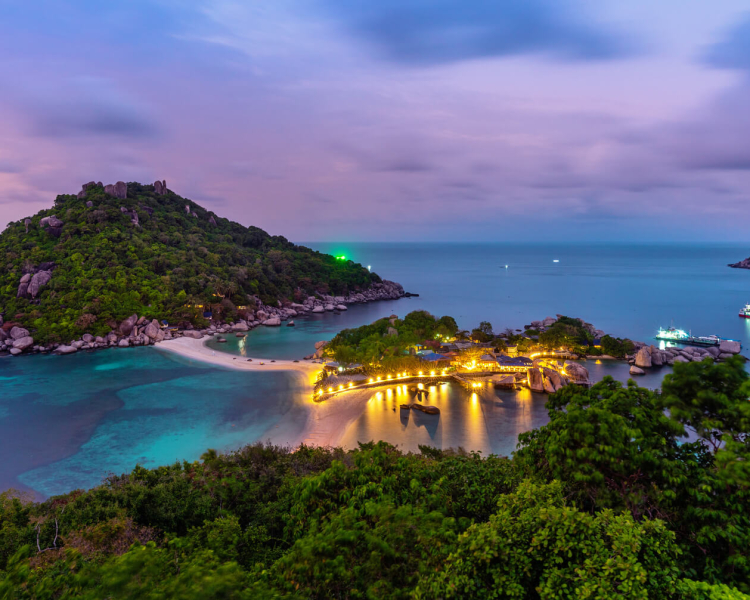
[1,0,750,241]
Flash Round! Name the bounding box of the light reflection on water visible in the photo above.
[339,382,547,457]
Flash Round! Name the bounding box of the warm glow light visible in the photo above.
[328,387,333,392]
[369,378,374,383]
[430,371,435,376]
[418,371,423,376]
[377,376,382,381]
[338,385,343,390]
[348,382,353,388]
[387,375,392,380]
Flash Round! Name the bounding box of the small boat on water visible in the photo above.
[740,303,750,318]
[655,326,736,348]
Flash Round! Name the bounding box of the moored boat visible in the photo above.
[740,303,750,318]
[655,326,735,348]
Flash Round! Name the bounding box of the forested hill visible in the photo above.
[0,180,380,342]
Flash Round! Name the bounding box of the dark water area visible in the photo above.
[3,242,747,497]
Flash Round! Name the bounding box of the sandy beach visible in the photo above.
[156,335,374,449]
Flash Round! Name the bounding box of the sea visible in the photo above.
[3,242,750,497]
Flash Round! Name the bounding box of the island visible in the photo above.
[0,180,406,356]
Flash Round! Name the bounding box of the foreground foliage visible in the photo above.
[1,358,748,598]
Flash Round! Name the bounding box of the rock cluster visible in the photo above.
[3,279,408,358]
[154,180,168,195]
[728,257,750,269]
[120,206,139,226]
[522,315,606,339]
[526,359,590,393]
[16,263,55,300]
[39,215,64,237]
[627,341,742,374]
[76,181,103,199]
[104,181,128,199]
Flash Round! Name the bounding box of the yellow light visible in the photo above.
[369,378,374,383]
[387,374,392,380]
[377,376,381,382]
[328,387,333,392]
[419,371,423,376]
[348,382,353,388]
[338,385,343,390]
[430,371,435,376]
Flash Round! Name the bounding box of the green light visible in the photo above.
[335,255,346,261]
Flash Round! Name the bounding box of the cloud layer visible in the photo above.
[0,1,749,241]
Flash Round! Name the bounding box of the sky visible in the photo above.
[1,0,749,242]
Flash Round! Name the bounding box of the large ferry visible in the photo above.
[739,303,750,318]
[655,326,724,347]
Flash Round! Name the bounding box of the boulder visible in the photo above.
[24,218,31,233]
[28,271,52,298]
[118,338,130,347]
[13,336,34,351]
[629,365,645,375]
[527,368,544,393]
[263,317,281,326]
[719,353,735,359]
[673,355,690,363]
[56,345,78,355]
[336,304,347,311]
[287,320,295,326]
[208,215,217,226]
[386,327,398,337]
[324,304,334,311]
[144,319,160,340]
[634,347,652,368]
[312,306,325,313]
[719,340,741,355]
[495,375,516,389]
[86,200,93,208]
[106,332,118,343]
[16,281,29,298]
[114,181,127,199]
[9,348,22,355]
[233,322,249,332]
[541,367,565,392]
[314,341,328,350]
[10,326,30,340]
[542,316,556,327]
[20,273,31,284]
[651,350,664,366]
[119,314,138,336]
[82,333,95,343]
[182,330,204,339]
[563,362,589,385]
[185,204,190,214]
[154,180,165,195]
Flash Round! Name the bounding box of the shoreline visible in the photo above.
[156,336,374,449]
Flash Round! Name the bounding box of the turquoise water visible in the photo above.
[3,242,748,498]
[0,349,308,498]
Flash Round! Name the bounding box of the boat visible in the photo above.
[740,303,750,318]
[655,326,730,347]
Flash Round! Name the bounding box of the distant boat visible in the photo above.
[740,303,750,318]
[553,259,559,263]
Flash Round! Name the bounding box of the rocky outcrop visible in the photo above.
[40,215,64,237]
[527,368,544,393]
[208,215,217,226]
[262,317,281,326]
[634,347,652,368]
[182,330,204,339]
[728,257,750,269]
[55,345,78,354]
[719,340,741,355]
[10,326,30,340]
[24,218,31,233]
[119,314,138,336]
[312,306,325,313]
[154,180,167,195]
[29,271,52,298]
[541,367,565,392]
[629,365,645,375]
[144,319,160,340]
[563,362,590,385]
[386,327,398,337]
[118,338,130,347]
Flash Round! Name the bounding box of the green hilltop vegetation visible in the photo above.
[1,357,749,598]
[0,182,379,343]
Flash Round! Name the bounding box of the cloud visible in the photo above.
[27,77,158,139]
[0,161,22,174]
[702,13,750,71]
[376,159,433,173]
[325,0,635,66]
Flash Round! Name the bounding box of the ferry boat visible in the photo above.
[740,303,750,318]
[655,326,723,347]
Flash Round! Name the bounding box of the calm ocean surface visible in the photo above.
[3,242,749,497]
